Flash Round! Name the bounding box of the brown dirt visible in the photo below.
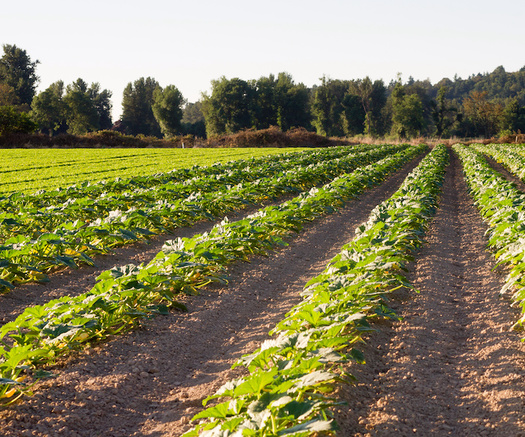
[3,150,525,437]
[0,193,303,326]
[0,157,424,437]
[335,149,525,436]
[484,155,525,192]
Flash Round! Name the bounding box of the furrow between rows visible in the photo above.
[0,152,426,436]
[336,148,525,436]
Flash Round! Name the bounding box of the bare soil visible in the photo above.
[2,150,525,437]
[0,157,422,436]
[0,195,301,326]
[335,149,525,436]
[484,155,525,192]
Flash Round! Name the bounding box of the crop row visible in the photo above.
[1,145,377,205]
[1,147,305,203]
[500,143,525,159]
[0,145,399,223]
[454,144,525,328]
[182,145,449,436]
[0,145,408,292]
[0,145,427,406]
[0,148,307,195]
[471,143,525,182]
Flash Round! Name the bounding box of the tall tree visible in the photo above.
[340,93,365,136]
[368,80,388,135]
[274,72,310,131]
[0,44,39,106]
[254,74,278,129]
[32,80,111,136]
[152,85,185,138]
[430,86,458,137]
[349,77,387,135]
[30,81,67,135]
[311,76,348,136]
[501,97,525,134]
[0,105,37,135]
[181,101,206,138]
[121,77,161,136]
[201,77,256,136]
[404,80,431,130]
[63,78,100,135]
[251,72,310,131]
[349,77,373,134]
[310,77,332,136]
[390,81,424,138]
[0,83,19,107]
[88,83,113,130]
[462,90,503,138]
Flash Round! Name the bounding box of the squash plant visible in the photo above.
[182,145,448,436]
[0,145,427,406]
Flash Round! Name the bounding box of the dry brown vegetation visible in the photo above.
[0,127,339,149]
[1,126,524,150]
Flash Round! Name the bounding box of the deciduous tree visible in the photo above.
[340,93,365,136]
[500,97,525,135]
[311,76,347,136]
[349,77,387,135]
[152,85,185,138]
[390,81,424,138]
[63,78,100,135]
[0,83,19,107]
[88,83,113,130]
[0,105,37,135]
[462,90,503,138]
[251,72,310,132]
[121,77,161,136]
[0,44,39,106]
[430,86,458,137]
[201,77,256,136]
[30,81,67,135]
[253,74,277,129]
[274,72,310,131]
[181,101,206,137]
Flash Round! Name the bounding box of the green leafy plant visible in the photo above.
[0,145,427,405]
[183,145,448,436]
[454,144,525,330]
[0,145,409,292]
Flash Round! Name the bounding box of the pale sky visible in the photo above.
[1,0,524,121]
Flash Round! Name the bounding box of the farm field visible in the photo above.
[1,144,525,436]
[0,147,307,194]
[0,144,405,292]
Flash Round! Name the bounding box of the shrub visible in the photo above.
[204,126,341,148]
[0,105,37,136]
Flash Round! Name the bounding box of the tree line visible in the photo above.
[1,44,525,140]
